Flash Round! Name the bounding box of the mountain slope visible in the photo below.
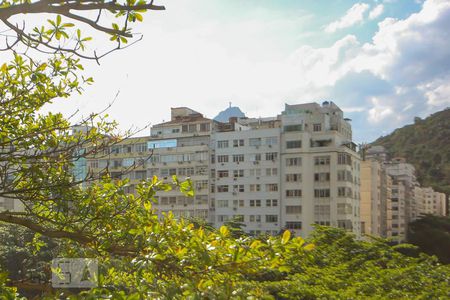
[214,106,245,123]
[372,108,450,195]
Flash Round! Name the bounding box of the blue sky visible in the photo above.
[44,0,450,142]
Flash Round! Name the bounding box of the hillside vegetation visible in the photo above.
[372,108,450,196]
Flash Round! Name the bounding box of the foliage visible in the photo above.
[408,214,450,264]
[372,108,450,197]
[263,226,450,299]
[0,223,58,282]
[0,2,449,299]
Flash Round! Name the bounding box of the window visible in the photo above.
[217,155,229,163]
[200,123,210,132]
[337,220,352,230]
[195,180,208,191]
[249,169,262,177]
[313,123,322,132]
[217,185,229,193]
[314,189,330,198]
[250,184,261,192]
[338,187,352,197]
[266,184,278,192]
[266,168,277,176]
[217,140,229,148]
[188,124,197,133]
[217,170,229,178]
[249,215,261,222]
[234,215,244,222]
[286,189,302,197]
[286,206,302,214]
[135,143,147,152]
[315,221,330,226]
[88,160,99,168]
[233,185,245,193]
[284,124,302,132]
[338,153,352,165]
[265,136,278,145]
[286,140,302,149]
[134,170,147,180]
[314,156,331,165]
[314,205,330,216]
[233,169,244,178]
[233,139,244,147]
[314,172,330,182]
[266,199,278,207]
[172,128,180,133]
[250,200,261,207]
[286,173,302,182]
[229,200,243,208]
[337,170,353,182]
[286,157,302,166]
[251,153,261,161]
[265,215,278,223]
[249,138,262,147]
[265,152,277,161]
[217,215,229,222]
[217,200,229,208]
[337,203,352,215]
[182,125,188,133]
[285,222,302,229]
[233,154,244,163]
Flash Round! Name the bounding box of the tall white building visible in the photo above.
[213,102,361,237]
[86,102,361,237]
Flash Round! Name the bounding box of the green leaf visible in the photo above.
[282,230,291,244]
[219,226,229,237]
[135,13,143,22]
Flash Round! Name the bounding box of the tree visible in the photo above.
[408,214,450,264]
[0,2,449,298]
[0,0,165,246]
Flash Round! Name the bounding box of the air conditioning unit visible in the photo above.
[232,192,237,195]
[233,178,237,181]
[269,145,272,148]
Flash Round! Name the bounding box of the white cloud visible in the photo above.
[325,3,370,33]
[41,0,450,143]
[295,0,450,133]
[368,97,393,123]
[420,77,450,106]
[369,4,384,20]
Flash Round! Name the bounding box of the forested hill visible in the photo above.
[371,108,450,196]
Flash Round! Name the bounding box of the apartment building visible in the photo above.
[390,181,406,242]
[360,160,382,236]
[418,187,447,217]
[85,107,214,222]
[383,173,393,238]
[81,102,361,237]
[213,102,361,237]
[212,117,282,235]
[360,152,394,238]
